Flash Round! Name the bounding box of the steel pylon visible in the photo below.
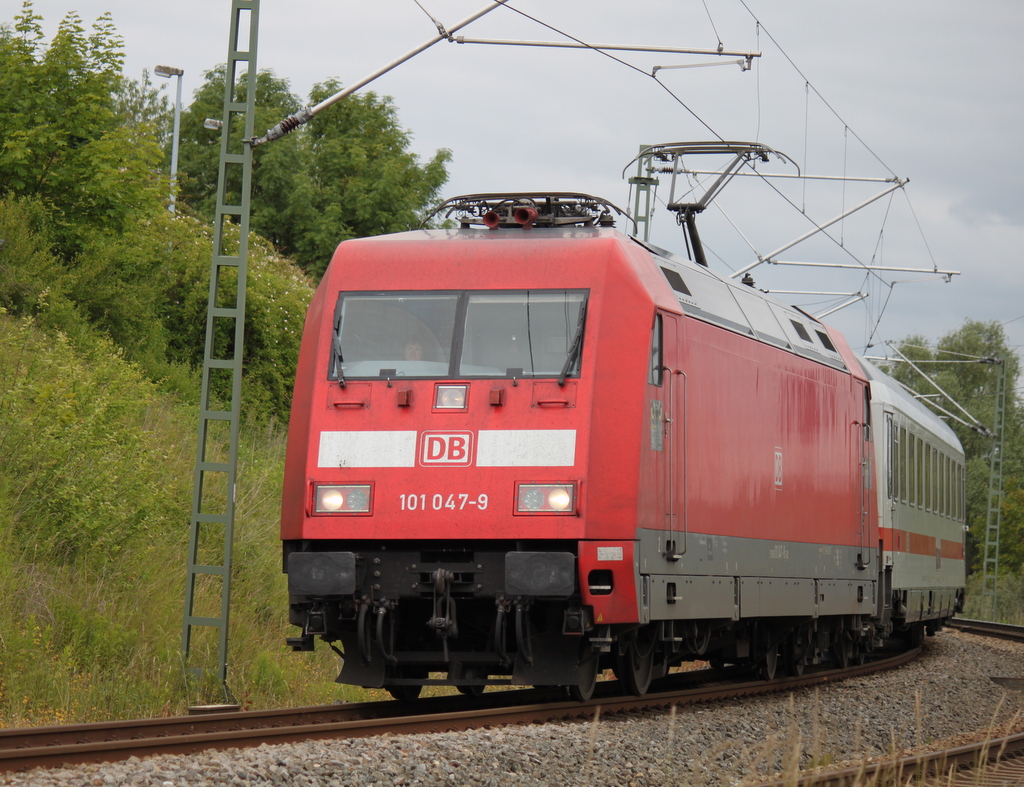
[181,0,260,692]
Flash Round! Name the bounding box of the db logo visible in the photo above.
[419,431,474,466]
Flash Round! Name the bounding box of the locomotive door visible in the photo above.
[649,311,684,558]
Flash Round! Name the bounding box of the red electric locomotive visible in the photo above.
[281,191,965,700]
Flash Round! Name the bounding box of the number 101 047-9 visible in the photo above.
[399,493,489,511]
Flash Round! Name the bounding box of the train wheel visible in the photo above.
[387,683,423,702]
[905,623,925,648]
[760,639,779,681]
[457,668,486,698]
[387,667,426,702]
[615,626,657,696]
[832,634,851,669]
[783,638,805,677]
[568,652,600,702]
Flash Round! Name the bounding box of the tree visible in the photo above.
[1,4,317,422]
[176,71,451,276]
[113,68,171,149]
[176,65,304,232]
[887,320,1024,572]
[0,2,165,253]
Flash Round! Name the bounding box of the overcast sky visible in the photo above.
[17,0,1024,364]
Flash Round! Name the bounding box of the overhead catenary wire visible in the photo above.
[250,0,512,146]
[251,0,945,357]
[737,0,897,179]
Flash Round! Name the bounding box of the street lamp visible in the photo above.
[155,65,184,214]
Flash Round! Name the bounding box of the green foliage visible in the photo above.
[0,316,172,561]
[0,195,73,322]
[157,217,315,418]
[0,2,165,253]
[0,315,346,725]
[291,81,452,275]
[177,70,451,275]
[176,65,303,225]
[885,320,1023,573]
[963,568,1024,625]
[112,67,172,149]
[0,193,314,422]
[0,3,447,726]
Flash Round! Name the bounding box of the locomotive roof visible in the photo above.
[634,237,849,373]
[350,223,850,373]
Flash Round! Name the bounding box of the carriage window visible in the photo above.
[939,452,946,517]
[957,463,965,522]
[924,444,933,512]
[921,435,929,509]
[330,289,588,380]
[886,416,895,500]
[899,426,908,504]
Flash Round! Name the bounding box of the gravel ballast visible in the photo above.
[4,630,1023,787]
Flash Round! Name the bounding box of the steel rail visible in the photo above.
[754,729,1024,787]
[750,619,1024,787]
[945,617,1024,643]
[1,649,918,774]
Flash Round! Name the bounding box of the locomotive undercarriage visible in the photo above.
[283,539,940,700]
[285,540,595,697]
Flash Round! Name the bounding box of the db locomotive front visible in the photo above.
[281,193,964,700]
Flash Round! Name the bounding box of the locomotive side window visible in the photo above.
[815,329,837,353]
[790,319,812,343]
[330,289,588,381]
[660,266,691,296]
[649,313,663,386]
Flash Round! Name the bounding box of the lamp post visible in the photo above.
[155,65,183,213]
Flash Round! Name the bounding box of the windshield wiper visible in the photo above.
[558,301,587,386]
[332,325,346,387]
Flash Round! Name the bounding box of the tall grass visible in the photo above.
[0,314,345,726]
[962,570,1024,624]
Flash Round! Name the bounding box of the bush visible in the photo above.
[0,314,345,725]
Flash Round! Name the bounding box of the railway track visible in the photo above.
[946,616,1024,643]
[1,648,917,774]
[751,619,1024,787]
[757,728,1024,787]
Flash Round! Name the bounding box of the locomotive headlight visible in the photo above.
[314,484,372,514]
[547,488,572,511]
[434,384,468,409]
[516,483,576,515]
[320,489,345,511]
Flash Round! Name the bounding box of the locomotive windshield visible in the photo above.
[330,289,588,381]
